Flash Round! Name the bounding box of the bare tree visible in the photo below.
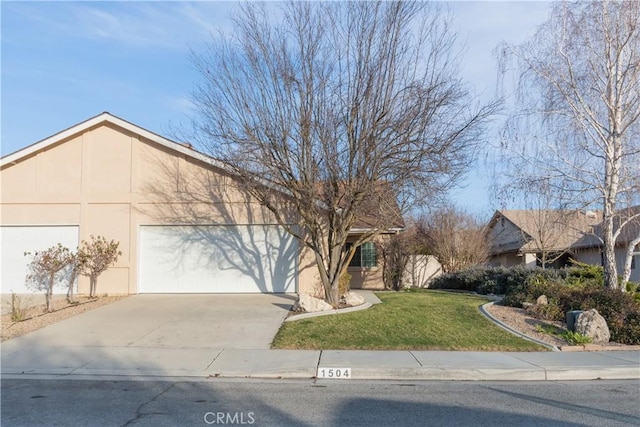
[517,189,586,269]
[497,1,640,289]
[24,244,73,312]
[415,207,489,273]
[77,236,121,298]
[380,232,415,291]
[189,1,497,306]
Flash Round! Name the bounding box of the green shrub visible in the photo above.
[573,288,640,344]
[561,330,593,345]
[504,278,640,344]
[566,260,604,285]
[528,300,564,321]
[626,282,640,304]
[430,266,566,296]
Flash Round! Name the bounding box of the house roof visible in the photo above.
[488,209,602,255]
[0,112,217,170]
[2,112,405,233]
[352,182,405,231]
[488,207,639,256]
[572,205,640,249]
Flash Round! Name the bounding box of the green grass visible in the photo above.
[272,290,547,351]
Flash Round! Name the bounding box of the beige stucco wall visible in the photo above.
[403,255,442,288]
[1,122,314,295]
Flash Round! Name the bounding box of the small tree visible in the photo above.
[24,244,73,312]
[416,207,489,273]
[77,236,121,298]
[381,233,415,291]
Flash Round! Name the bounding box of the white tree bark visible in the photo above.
[622,235,640,286]
[497,1,640,289]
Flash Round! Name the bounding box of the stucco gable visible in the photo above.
[0,112,215,171]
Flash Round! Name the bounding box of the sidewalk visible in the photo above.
[2,344,638,381]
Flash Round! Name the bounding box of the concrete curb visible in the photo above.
[284,302,373,322]
[283,290,381,322]
[479,301,560,351]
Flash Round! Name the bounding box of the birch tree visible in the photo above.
[497,1,640,289]
[190,1,497,306]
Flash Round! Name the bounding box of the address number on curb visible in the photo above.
[317,368,351,379]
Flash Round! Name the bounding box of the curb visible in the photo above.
[479,302,560,351]
[284,302,373,322]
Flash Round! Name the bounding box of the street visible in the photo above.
[2,378,638,426]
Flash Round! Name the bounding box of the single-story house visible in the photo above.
[486,208,640,283]
[1,113,400,296]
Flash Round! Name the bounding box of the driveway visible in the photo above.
[3,294,295,350]
[1,294,297,376]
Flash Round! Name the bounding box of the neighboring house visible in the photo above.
[0,113,399,296]
[486,208,640,283]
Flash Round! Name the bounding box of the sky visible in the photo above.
[1,1,552,217]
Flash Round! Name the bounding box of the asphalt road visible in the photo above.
[1,378,638,426]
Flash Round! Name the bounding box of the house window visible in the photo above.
[346,242,377,268]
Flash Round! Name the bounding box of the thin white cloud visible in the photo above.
[3,2,237,51]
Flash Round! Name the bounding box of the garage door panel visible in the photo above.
[138,225,297,293]
[1,226,79,294]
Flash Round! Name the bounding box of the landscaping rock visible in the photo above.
[341,291,365,307]
[575,309,610,344]
[521,302,534,310]
[565,310,583,331]
[536,295,549,305]
[294,294,333,313]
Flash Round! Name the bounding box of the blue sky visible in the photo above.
[1,1,551,217]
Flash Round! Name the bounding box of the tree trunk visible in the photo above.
[314,250,342,308]
[622,236,640,287]
[602,195,619,290]
[90,275,97,298]
[46,273,54,312]
[326,280,340,308]
[67,268,77,303]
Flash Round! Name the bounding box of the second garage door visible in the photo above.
[138,225,298,293]
[1,225,79,294]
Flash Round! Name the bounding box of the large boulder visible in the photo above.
[575,309,610,344]
[294,294,333,313]
[341,291,365,307]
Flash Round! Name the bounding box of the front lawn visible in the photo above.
[272,290,546,351]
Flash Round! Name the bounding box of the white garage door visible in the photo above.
[1,225,79,294]
[138,225,298,293]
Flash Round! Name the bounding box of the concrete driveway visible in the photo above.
[2,294,295,351]
[1,294,297,377]
[1,294,299,377]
